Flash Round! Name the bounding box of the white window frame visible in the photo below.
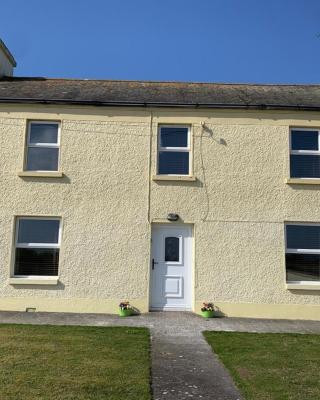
[157,125,191,176]
[289,128,320,179]
[13,216,61,278]
[25,121,61,172]
[285,222,320,284]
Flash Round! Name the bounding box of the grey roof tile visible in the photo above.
[0,77,320,110]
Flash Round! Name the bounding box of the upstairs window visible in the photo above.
[25,121,60,171]
[158,125,191,175]
[14,217,61,277]
[285,223,320,283]
[290,128,320,178]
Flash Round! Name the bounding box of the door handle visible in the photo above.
[152,259,159,270]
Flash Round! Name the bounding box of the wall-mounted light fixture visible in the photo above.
[167,213,179,222]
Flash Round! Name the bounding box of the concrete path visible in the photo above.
[0,311,319,400]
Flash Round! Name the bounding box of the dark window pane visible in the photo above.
[15,248,59,276]
[286,253,320,282]
[158,151,189,175]
[26,147,59,171]
[160,127,188,147]
[29,123,58,144]
[291,130,318,151]
[165,237,179,262]
[290,155,320,178]
[18,219,60,244]
[286,225,320,250]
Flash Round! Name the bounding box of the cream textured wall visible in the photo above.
[0,107,152,313]
[0,104,319,318]
[149,111,320,319]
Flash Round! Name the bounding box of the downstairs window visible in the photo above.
[285,223,320,283]
[14,217,61,277]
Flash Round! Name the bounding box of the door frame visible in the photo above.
[149,222,194,311]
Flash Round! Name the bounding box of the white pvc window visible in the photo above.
[158,125,191,175]
[290,128,320,178]
[25,121,60,171]
[285,223,320,283]
[14,217,61,277]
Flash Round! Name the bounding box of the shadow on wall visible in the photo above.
[288,289,320,296]
[213,305,226,318]
[11,282,65,291]
[153,179,203,188]
[202,124,227,147]
[18,175,71,184]
[286,184,320,192]
[131,306,141,315]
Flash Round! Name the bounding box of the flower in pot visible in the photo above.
[119,301,133,317]
[201,302,215,318]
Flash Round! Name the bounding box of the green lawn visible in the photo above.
[0,324,151,400]
[204,331,320,400]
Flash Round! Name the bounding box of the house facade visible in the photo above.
[0,42,320,319]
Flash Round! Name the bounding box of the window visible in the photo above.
[158,125,191,175]
[14,218,61,277]
[25,121,60,171]
[165,237,180,262]
[290,128,320,178]
[285,224,320,283]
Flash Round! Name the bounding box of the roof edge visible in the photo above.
[0,40,17,67]
[0,97,319,111]
[2,76,320,87]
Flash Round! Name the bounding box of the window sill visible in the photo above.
[18,171,64,178]
[286,283,320,290]
[9,277,59,285]
[152,175,196,182]
[285,178,320,185]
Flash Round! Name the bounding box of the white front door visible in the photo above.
[150,224,192,310]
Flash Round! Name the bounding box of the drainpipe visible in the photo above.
[147,110,153,223]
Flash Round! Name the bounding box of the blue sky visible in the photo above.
[2,0,320,83]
